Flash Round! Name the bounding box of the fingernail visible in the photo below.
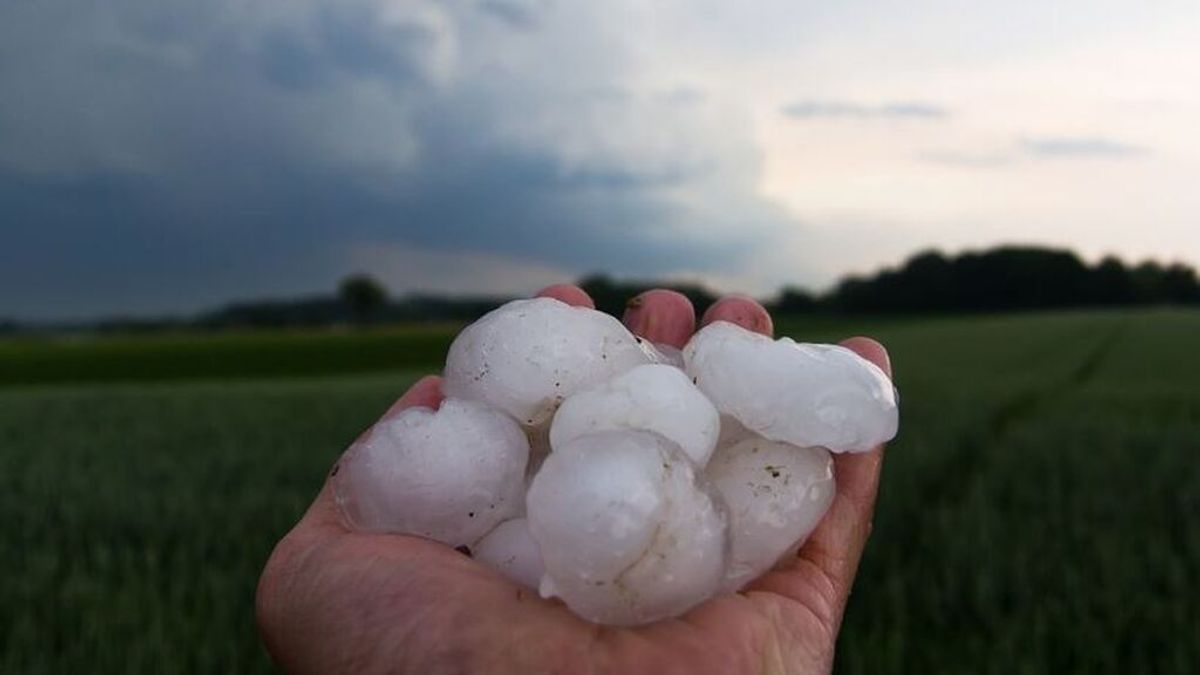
[622,293,650,334]
[701,297,774,336]
[535,284,594,308]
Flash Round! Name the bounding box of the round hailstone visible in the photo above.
[473,518,545,590]
[443,298,651,427]
[527,430,726,626]
[332,398,529,546]
[683,321,898,453]
[707,438,835,592]
[550,364,721,466]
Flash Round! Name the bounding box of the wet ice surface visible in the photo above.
[684,321,898,453]
[473,518,545,590]
[443,298,650,427]
[527,431,726,626]
[707,438,835,592]
[550,364,720,466]
[332,398,528,547]
[334,300,899,625]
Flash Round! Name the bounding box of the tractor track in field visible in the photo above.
[916,320,1127,510]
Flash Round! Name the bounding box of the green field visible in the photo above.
[2,309,1198,673]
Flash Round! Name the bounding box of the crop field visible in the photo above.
[2,309,1197,673]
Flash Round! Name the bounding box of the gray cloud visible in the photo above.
[782,99,949,120]
[0,0,788,320]
[477,0,544,29]
[1021,137,1148,158]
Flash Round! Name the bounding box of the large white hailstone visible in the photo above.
[443,298,651,427]
[332,398,529,546]
[684,321,898,453]
[527,430,727,626]
[550,364,721,466]
[473,518,545,590]
[707,438,835,592]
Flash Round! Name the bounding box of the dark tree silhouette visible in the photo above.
[578,274,719,318]
[774,287,819,313]
[826,246,1200,313]
[1092,256,1137,305]
[339,274,388,325]
[63,245,1198,332]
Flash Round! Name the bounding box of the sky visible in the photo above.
[2,0,1199,320]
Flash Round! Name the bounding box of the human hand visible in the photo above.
[256,285,892,674]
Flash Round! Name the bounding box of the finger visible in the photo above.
[383,374,445,417]
[536,283,595,308]
[839,336,891,378]
[752,337,891,617]
[798,338,890,590]
[700,295,774,337]
[621,289,696,348]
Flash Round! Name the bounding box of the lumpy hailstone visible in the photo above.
[527,431,727,626]
[332,398,528,547]
[707,438,835,592]
[550,364,721,466]
[684,321,898,453]
[473,518,545,590]
[443,298,651,427]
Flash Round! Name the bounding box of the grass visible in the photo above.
[0,324,460,386]
[835,310,1200,673]
[1,309,1197,673]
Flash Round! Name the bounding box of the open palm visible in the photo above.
[257,285,892,674]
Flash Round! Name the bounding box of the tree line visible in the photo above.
[778,246,1200,314]
[218,247,1200,327]
[5,245,1198,333]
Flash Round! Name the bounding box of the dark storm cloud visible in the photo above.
[477,0,543,29]
[0,142,770,318]
[0,1,784,320]
[782,100,949,120]
[256,5,449,90]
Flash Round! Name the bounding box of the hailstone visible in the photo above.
[473,518,545,590]
[707,437,835,592]
[684,321,898,453]
[526,430,727,626]
[331,398,528,546]
[443,298,651,427]
[550,364,721,466]
[332,297,900,627]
